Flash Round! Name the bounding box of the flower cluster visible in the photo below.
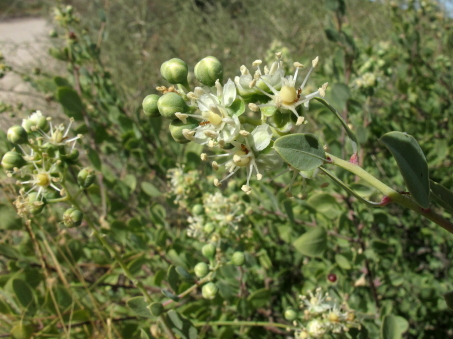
[1,111,89,226]
[144,53,327,195]
[286,288,360,339]
[166,166,201,208]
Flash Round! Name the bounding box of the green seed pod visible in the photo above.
[231,251,245,266]
[77,168,96,189]
[1,151,26,170]
[160,58,189,85]
[203,222,216,234]
[22,112,49,133]
[157,92,189,119]
[7,125,28,144]
[26,192,46,215]
[194,262,209,278]
[191,204,204,216]
[169,117,198,143]
[142,94,161,117]
[63,207,83,227]
[284,309,298,321]
[194,56,223,87]
[202,282,218,300]
[202,243,216,260]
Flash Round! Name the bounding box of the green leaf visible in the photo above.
[381,315,402,339]
[165,310,198,339]
[87,147,102,170]
[444,291,453,311]
[53,76,71,88]
[127,297,152,318]
[325,28,340,42]
[12,279,34,308]
[430,180,453,215]
[162,289,180,301]
[335,254,352,270]
[330,83,351,111]
[307,193,339,213]
[176,266,194,282]
[141,182,162,197]
[149,302,164,317]
[55,87,84,121]
[274,133,325,171]
[167,265,179,292]
[292,227,327,257]
[247,288,270,309]
[379,131,429,208]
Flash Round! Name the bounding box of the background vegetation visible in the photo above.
[0,0,453,338]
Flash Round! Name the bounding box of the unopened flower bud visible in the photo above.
[160,58,189,85]
[194,56,223,87]
[202,282,218,300]
[27,192,47,215]
[194,262,209,278]
[169,117,198,143]
[201,243,216,260]
[63,207,83,227]
[7,125,28,144]
[77,168,96,189]
[284,309,298,321]
[191,204,204,216]
[157,92,189,119]
[203,222,215,234]
[142,94,160,117]
[231,251,245,266]
[1,151,26,170]
[61,148,79,164]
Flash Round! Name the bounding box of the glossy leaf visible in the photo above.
[292,227,327,257]
[274,133,325,171]
[380,131,429,208]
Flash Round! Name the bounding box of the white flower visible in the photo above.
[299,288,332,314]
[177,79,241,146]
[252,57,328,125]
[306,319,327,338]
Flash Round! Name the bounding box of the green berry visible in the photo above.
[284,309,298,321]
[160,58,189,85]
[142,94,160,117]
[202,282,218,300]
[194,262,209,278]
[169,117,198,143]
[22,112,49,133]
[231,251,245,266]
[77,168,96,189]
[63,207,83,227]
[1,151,26,170]
[7,125,28,144]
[194,56,223,87]
[157,92,189,119]
[201,243,216,260]
[191,204,204,216]
[203,222,216,234]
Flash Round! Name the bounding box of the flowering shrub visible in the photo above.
[1,0,453,338]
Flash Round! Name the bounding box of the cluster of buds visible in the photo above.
[144,53,328,195]
[284,288,360,338]
[1,111,92,226]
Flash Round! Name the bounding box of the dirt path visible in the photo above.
[0,17,48,120]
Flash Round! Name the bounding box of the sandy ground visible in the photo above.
[0,17,49,126]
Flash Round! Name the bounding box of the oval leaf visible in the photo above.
[381,315,402,339]
[127,296,152,318]
[56,87,84,121]
[274,133,325,171]
[379,131,429,208]
[430,180,453,215]
[292,227,327,257]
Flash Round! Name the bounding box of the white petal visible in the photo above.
[251,124,272,151]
